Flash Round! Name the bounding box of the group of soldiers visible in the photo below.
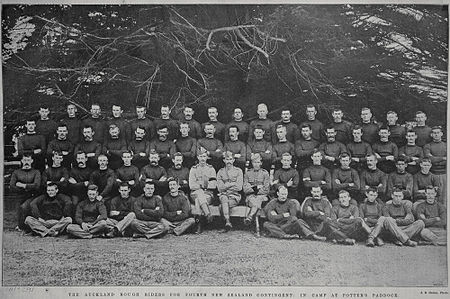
[9,102,447,246]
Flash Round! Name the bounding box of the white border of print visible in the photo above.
[0,1,449,298]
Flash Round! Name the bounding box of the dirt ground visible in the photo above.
[2,223,447,286]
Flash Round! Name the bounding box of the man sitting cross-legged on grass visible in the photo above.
[380,188,424,246]
[217,151,244,232]
[105,182,137,237]
[66,184,112,239]
[129,180,166,239]
[358,188,386,247]
[415,186,447,245]
[243,153,270,225]
[160,178,196,236]
[330,190,372,245]
[263,185,326,241]
[302,186,350,244]
[24,183,72,237]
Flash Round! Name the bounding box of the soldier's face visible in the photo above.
[83,128,94,140]
[366,191,378,203]
[229,128,238,140]
[251,159,262,170]
[311,152,322,164]
[406,132,417,144]
[21,156,33,169]
[338,193,350,207]
[306,107,316,120]
[420,161,432,174]
[183,108,193,120]
[281,156,291,169]
[326,129,336,141]
[76,154,87,167]
[119,186,130,198]
[109,127,120,138]
[379,130,390,142]
[67,105,77,117]
[257,105,268,118]
[136,107,146,119]
[386,113,398,125]
[157,128,168,141]
[254,129,264,140]
[233,109,243,121]
[57,126,68,140]
[87,190,98,201]
[161,107,170,118]
[224,156,235,166]
[112,105,122,118]
[39,108,49,119]
[332,111,343,122]
[169,180,179,193]
[425,189,437,204]
[173,156,183,168]
[392,192,404,205]
[52,154,63,166]
[311,187,322,199]
[276,127,286,140]
[277,188,288,202]
[361,109,372,122]
[180,124,190,136]
[415,113,427,125]
[46,186,58,198]
[340,156,350,168]
[149,154,159,166]
[143,184,155,197]
[431,129,443,142]
[352,129,362,141]
[135,128,145,140]
[281,111,291,122]
[98,156,108,168]
[197,153,208,164]
[396,161,406,173]
[366,156,377,169]
[301,127,312,139]
[204,125,215,137]
[208,109,218,121]
[91,105,101,117]
[122,153,132,166]
[26,121,36,132]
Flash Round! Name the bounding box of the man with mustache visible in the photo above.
[128,126,150,170]
[68,151,92,216]
[225,107,249,142]
[24,183,72,237]
[10,154,42,231]
[150,125,175,170]
[82,103,107,144]
[181,106,202,139]
[74,125,102,170]
[223,125,246,171]
[300,104,324,143]
[197,123,224,171]
[140,150,168,196]
[319,126,348,170]
[201,106,226,142]
[302,150,332,200]
[153,105,179,141]
[161,178,196,236]
[103,124,127,170]
[360,154,388,201]
[167,152,190,195]
[174,122,197,168]
[372,126,398,174]
[47,123,74,168]
[130,105,155,142]
[217,151,243,232]
[107,104,132,143]
[17,119,46,171]
[189,148,217,233]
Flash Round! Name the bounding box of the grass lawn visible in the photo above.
[2,224,447,286]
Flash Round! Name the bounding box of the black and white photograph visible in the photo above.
[1,1,448,297]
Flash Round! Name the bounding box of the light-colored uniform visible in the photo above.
[189,163,217,215]
[243,168,270,209]
[217,166,243,207]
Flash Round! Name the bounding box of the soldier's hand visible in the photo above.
[283,213,290,218]
[176,210,182,215]
[128,180,135,185]
[33,149,42,154]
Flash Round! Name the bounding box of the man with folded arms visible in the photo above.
[189,148,217,233]
[359,188,386,247]
[416,186,446,245]
[128,126,150,170]
[160,178,195,236]
[413,158,441,201]
[130,181,166,239]
[302,150,332,197]
[106,183,137,237]
[66,184,111,239]
[217,151,243,231]
[68,151,92,216]
[10,155,41,231]
[89,154,116,210]
[243,153,270,225]
[24,183,72,237]
[380,188,423,246]
[174,123,197,168]
[223,125,247,171]
[140,150,168,196]
[74,125,102,169]
[46,123,73,168]
[17,119,46,171]
[115,151,140,196]
[386,157,413,201]
[264,185,325,241]
[272,152,299,200]
[41,151,69,194]
[360,154,387,201]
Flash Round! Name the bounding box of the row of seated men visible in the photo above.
[11,150,446,246]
